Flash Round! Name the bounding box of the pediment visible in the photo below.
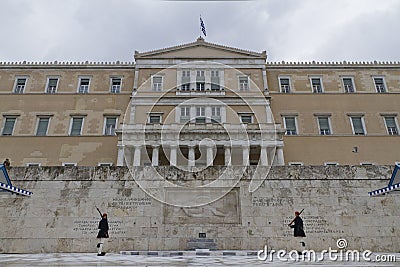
[135,37,266,60]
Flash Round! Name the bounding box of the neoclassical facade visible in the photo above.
[0,38,399,166]
[117,37,285,168]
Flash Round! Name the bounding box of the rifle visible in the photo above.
[288,208,304,226]
[95,206,102,217]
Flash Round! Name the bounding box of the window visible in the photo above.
[98,163,113,167]
[180,106,191,123]
[46,78,59,94]
[181,70,191,91]
[196,82,205,91]
[240,115,253,124]
[324,162,339,166]
[14,77,27,94]
[343,77,355,93]
[317,116,331,135]
[62,163,77,167]
[36,117,50,136]
[196,106,205,123]
[279,77,291,93]
[78,78,90,93]
[373,77,386,93]
[211,106,221,123]
[239,76,249,90]
[148,115,162,124]
[196,71,205,91]
[2,117,16,136]
[360,162,374,166]
[289,162,303,166]
[384,116,398,135]
[27,163,41,167]
[283,116,297,135]
[310,77,323,93]
[350,116,365,135]
[70,117,84,136]
[196,70,205,77]
[181,84,190,91]
[110,78,121,93]
[152,76,163,91]
[104,117,117,135]
[211,70,220,91]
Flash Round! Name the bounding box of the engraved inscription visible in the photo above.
[72,219,126,236]
[109,197,152,209]
[252,197,294,207]
[283,215,344,237]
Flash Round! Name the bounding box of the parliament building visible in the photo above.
[1,37,399,167]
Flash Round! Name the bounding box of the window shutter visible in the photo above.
[319,117,329,130]
[285,117,296,131]
[385,117,396,128]
[352,117,364,134]
[71,118,83,135]
[2,118,16,135]
[36,118,49,136]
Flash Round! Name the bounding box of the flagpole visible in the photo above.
[199,15,202,38]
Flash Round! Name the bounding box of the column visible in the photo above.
[188,145,195,167]
[266,101,273,123]
[260,145,268,166]
[124,146,133,167]
[242,145,249,166]
[133,145,141,167]
[206,145,214,166]
[170,145,177,166]
[262,66,269,92]
[117,145,125,166]
[224,145,231,166]
[276,146,285,166]
[151,145,159,166]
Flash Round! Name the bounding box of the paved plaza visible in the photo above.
[0,252,398,266]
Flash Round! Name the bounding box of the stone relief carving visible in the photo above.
[164,187,240,224]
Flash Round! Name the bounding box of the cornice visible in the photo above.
[0,61,135,69]
[266,60,400,69]
[134,37,266,59]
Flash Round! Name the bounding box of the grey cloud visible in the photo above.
[0,0,399,62]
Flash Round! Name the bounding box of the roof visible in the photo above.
[134,37,267,60]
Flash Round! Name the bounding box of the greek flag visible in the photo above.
[200,16,206,37]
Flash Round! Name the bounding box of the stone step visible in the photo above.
[120,250,257,257]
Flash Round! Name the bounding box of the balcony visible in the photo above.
[14,85,25,94]
[320,129,331,135]
[344,85,354,93]
[285,130,297,135]
[111,85,121,93]
[312,85,322,93]
[78,85,89,94]
[281,85,290,93]
[46,86,57,94]
[375,84,386,93]
[176,87,225,96]
[388,127,398,135]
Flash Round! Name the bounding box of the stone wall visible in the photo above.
[0,166,398,253]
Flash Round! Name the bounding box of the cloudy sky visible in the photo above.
[1,0,400,63]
